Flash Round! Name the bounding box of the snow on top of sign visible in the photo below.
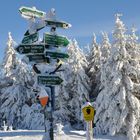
[82,102,92,109]
[39,87,48,98]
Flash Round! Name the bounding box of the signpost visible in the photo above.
[16,6,71,140]
[19,6,46,18]
[22,32,38,44]
[16,44,45,54]
[82,102,94,140]
[45,19,71,29]
[46,51,69,59]
[37,75,63,86]
[44,33,69,47]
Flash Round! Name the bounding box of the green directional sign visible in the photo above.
[16,44,45,54]
[19,6,46,18]
[46,51,69,59]
[45,19,71,29]
[26,54,49,63]
[22,32,38,44]
[38,75,63,85]
[44,33,69,47]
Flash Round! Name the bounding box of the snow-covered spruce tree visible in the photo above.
[100,32,111,64]
[87,34,101,101]
[100,32,111,90]
[2,32,17,77]
[54,39,90,127]
[94,14,140,140]
[0,33,45,129]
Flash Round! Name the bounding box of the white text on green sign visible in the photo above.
[19,6,46,18]
[45,20,71,29]
[22,32,38,44]
[16,44,45,54]
[38,75,63,85]
[46,51,69,59]
[44,33,69,47]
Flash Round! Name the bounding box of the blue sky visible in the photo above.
[0,0,140,61]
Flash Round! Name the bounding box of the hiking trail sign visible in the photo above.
[16,44,45,54]
[45,19,71,29]
[19,6,46,18]
[44,33,69,47]
[37,75,63,85]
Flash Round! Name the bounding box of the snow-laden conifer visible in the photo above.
[55,39,90,127]
[95,14,140,140]
[87,34,101,101]
[0,33,44,129]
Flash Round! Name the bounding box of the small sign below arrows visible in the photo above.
[37,75,63,85]
[44,33,69,47]
[16,44,45,54]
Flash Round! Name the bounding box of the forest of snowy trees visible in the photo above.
[1,14,140,140]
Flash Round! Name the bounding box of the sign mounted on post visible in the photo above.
[26,54,50,63]
[16,44,45,54]
[45,19,71,29]
[22,32,38,44]
[82,104,94,122]
[17,6,71,140]
[44,33,69,47]
[38,75,63,86]
[46,51,69,59]
[19,6,46,18]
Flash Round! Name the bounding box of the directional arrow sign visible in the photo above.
[22,32,38,44]
[46,51,69,59]
[44,33,69,47]
[16,44,45,54]
[45,19,71,29]
[38,75,63,85]
[26,54,50,63]
[19,6,46,18]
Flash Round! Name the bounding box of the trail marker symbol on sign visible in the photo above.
[39,96,49,107]
[82,105,94,122]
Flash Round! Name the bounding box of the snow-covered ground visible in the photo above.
[0,130,127,140]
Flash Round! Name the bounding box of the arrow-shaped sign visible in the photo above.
[38,75,63,85]
[19,6,46,18]
[45,19,71,29]
[46,51,69,59]
[24,20,71,36]
[22,32,38,44]
[44,33,69,47]
[26,54,50,63]
[16,44,45,54]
